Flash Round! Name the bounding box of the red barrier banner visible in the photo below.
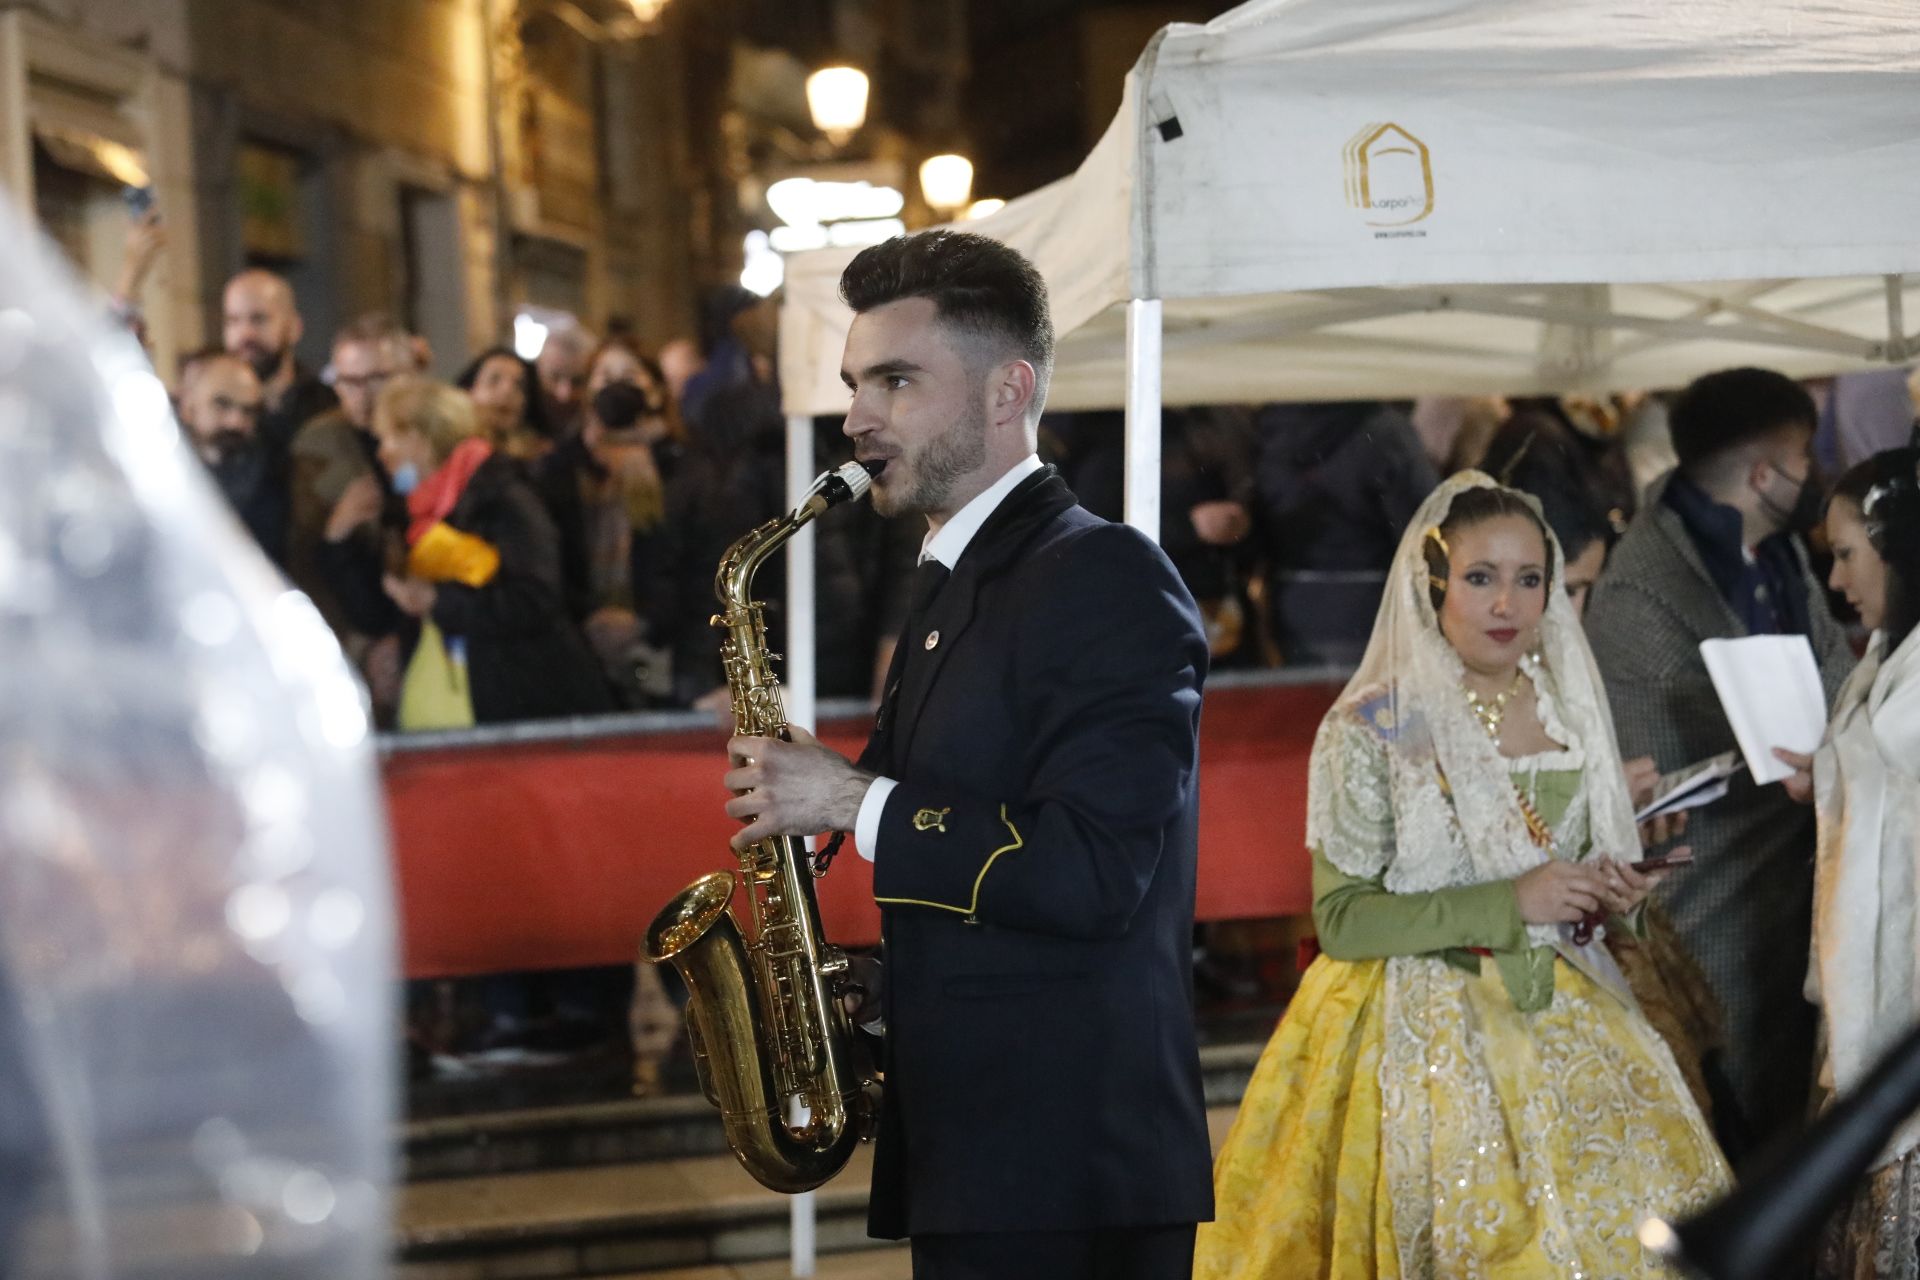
[381,679,1342,978]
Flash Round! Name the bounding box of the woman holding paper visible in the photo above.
[1196,473,1728,1280]
[1780,447,1920,1279]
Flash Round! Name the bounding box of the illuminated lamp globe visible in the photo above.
[919,154,974,214]
[806,67,870,145]
[964,197,1006,221]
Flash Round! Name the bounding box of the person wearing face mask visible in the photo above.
[332,377,612,726]
[1764,448,1920,1279]
[1586,366,1855,1165]
[175,350,288,569]
[530,340,669,623]
[1196,476,1728,1279]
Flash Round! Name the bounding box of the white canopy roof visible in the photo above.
[780,0,1920,415]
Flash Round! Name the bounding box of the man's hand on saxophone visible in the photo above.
[723,723,875,854]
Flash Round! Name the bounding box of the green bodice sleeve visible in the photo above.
[1310,767,1590,1011]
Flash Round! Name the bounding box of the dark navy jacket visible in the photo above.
[860,467,1215,1239]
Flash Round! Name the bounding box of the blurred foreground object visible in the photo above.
[0,201,394,1275]
[1644,1021,1920,1280]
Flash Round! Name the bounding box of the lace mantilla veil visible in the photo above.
[1307,470,1643,958]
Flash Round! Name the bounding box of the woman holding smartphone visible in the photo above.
[1196,473,1727,1280]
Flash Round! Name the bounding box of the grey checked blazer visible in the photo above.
[1586,476,1853,1150]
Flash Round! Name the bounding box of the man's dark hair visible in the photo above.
[1670,367,1817,477]
[839,230,1054,407]
[1480,413,1615,564]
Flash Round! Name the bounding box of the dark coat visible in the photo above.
[287,409,386,639]
[256,368,338,456]
[860,467,1215,1239]
[644,438,785,705]
[1253,400,1438,665]
[1586,475,1854,1149]
[427,455,614,724]
[206,443,291,571]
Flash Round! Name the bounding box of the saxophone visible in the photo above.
[644,459,881,1193]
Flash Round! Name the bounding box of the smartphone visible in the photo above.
[1631,851,1694,873]
[123,185,155,219]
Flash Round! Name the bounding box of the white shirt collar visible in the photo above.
[920,454,1043,569]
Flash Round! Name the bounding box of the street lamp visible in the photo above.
[806,66,870,145]
[919,154,974,215]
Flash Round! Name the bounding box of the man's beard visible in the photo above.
[241,344,286,383]
[208,428,255,461]
[874,397,988,518]
[208,436,269,501]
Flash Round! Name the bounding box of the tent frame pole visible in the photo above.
[1124,298,1164,541]
[783,411,819,1280]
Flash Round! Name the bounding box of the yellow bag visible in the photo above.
[407,521,501,587]
[397,619,475,731]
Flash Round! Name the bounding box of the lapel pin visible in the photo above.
[924,629,940,651]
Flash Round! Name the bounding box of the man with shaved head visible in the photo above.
[222,268,337,454]
[177,349,288,568]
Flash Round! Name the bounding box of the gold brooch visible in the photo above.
[912,807,950,833]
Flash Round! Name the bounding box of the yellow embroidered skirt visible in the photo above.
[1195,954,1731,1279]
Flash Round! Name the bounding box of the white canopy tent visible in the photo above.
[779,0,1920,522]
[772,4,1920,1256]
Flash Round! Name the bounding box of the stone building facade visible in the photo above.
[0,0,1228,385]
[0,0,701,380]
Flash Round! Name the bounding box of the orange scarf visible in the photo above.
[406,437,493,545]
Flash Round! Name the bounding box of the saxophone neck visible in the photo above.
[714,460,882,609]
[717,510,810,612]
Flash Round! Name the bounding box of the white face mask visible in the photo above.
[390,461,421,495]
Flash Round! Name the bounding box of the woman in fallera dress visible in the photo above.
[1195,472,1730,1280]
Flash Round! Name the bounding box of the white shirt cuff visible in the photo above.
[854,777,897,862]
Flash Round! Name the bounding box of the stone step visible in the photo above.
[608,1251,912,1280]
[404,1039,1264,1182]
[396,1139,885,1278]
[393,1107,1244,1279]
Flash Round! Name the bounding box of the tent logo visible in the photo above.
[1343,123,1434,228]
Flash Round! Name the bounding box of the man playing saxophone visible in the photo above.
[721,230,1213,1280]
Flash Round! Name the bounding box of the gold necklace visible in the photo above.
[1463,668,1527,740]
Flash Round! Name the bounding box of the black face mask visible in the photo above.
[1758,462,1822,535]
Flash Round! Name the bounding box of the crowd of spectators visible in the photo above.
[128,255,1920,1095]
[143,260,1917,734]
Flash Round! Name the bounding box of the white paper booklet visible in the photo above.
[1699,635,1829,785]
[1634,750,1744,822]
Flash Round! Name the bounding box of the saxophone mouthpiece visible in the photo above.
[802,461,880,515]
